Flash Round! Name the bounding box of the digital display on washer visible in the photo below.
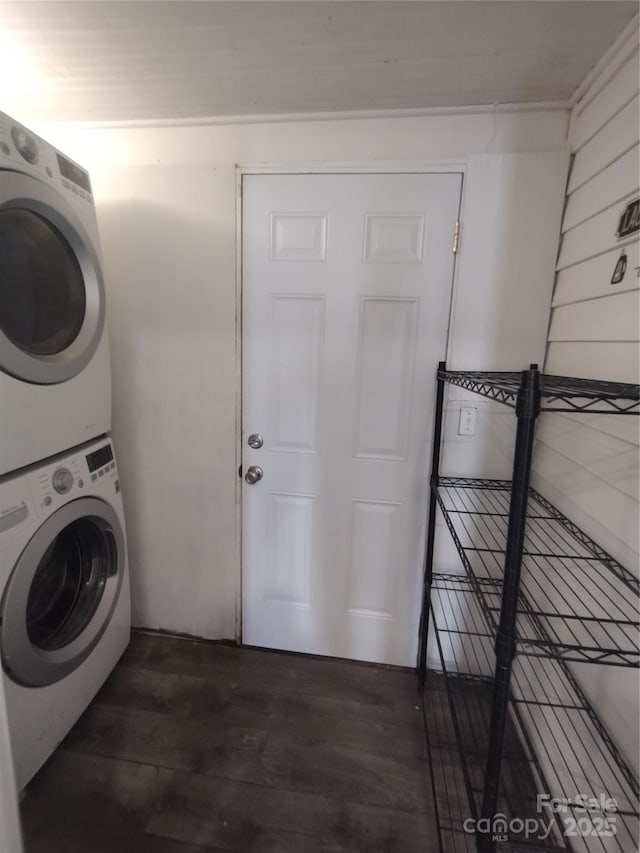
[86,444,113,473]
[56,154,91,193]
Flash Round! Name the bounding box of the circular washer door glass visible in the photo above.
[0,208,86,356]
[26,518,114,650]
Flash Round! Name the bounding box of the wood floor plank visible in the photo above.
[21,750,172,835]
[91,664,426,761]
[23,817,225,853]
[147,771,439,853]
[129,632,415,709]
[255,732,433,813]
[63,703,268,780]
[22,633,439,853]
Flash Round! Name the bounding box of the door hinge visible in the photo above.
[452,220,461,254]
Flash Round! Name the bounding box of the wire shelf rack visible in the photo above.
[419,363,640,853]
[434,479,640,667]
[425,585,640,853]
[438,369,640,415]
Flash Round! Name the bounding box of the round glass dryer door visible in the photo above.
[0,172,105,384]
[1,498,124,687]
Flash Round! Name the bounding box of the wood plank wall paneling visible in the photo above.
[570,48,640,150]
[550,41,639,383]
[552,242,639,306]
[562,144,639,231]
[537,25,639,775]
[557,189,639,268]
[548,289,639,342]
[568,97,639,193]
[545,341,639,384]
[543,36,639,556]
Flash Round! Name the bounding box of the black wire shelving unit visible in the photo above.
[417,363,640,853]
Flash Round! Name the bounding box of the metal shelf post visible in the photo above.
[477,365,541,852]
[417,360,447,689]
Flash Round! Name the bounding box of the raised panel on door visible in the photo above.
[354,297,418,460]
[363,215,426,264]
[270,213,328,262]
[242,172,462,665]
[269,295,324,454]
[347,499,401,618]
[265,492,315,607]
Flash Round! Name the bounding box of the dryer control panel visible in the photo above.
[0,111,93,204]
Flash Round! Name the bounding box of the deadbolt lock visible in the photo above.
[247,433,264,449]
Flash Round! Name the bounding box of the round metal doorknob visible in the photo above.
[244,465,264,485]
[247,433,264,449]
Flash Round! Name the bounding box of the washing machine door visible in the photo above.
[1,497,124,687]
[0,171,105,384]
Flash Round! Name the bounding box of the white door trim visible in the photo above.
[234,161,466,643]
[238,159,467,176]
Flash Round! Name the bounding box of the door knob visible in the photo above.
[245,465,263,485]
[247,433,264,449]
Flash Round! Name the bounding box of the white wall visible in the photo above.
[33,109,569,643]
[0,676,22,853]
[533,29,639,773]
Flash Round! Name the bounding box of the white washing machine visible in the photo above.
[0,436,130,789]
[0,111,111,476]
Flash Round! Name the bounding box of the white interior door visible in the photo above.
[242,172,461,666]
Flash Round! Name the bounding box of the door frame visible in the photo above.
[234,160,467,643]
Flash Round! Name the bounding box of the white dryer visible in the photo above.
[0,436,130,789]
[0,112,111,476]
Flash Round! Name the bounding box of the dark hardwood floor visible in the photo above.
[20,631,439,852]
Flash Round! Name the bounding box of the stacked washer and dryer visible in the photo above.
[0,113,131,789]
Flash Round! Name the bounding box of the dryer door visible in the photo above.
[1,497,124,687]
[0,172,105,384]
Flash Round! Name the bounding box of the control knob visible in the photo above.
[10,127,39,164]
[52,467,74,494]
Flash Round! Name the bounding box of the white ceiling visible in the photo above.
[1,1,637,125]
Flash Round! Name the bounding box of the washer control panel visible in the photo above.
[85,443,115,482]
[0,478,34,537]
[23,441,117,514]
[52,467,74,494]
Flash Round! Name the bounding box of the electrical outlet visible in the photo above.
[458,406,477,436]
